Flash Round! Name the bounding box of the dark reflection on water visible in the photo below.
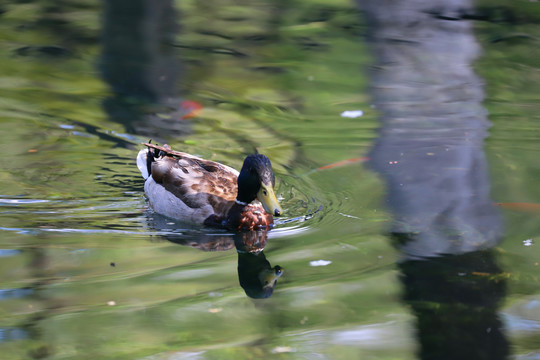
[100,0,188,138]
[362,0,509,358]
[149,214,284,299]
[398,250,508,360]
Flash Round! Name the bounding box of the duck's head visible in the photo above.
[237,154,283,217]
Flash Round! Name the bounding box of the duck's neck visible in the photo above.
[226,200,273,231]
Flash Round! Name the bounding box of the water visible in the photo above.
[1,0,540,359]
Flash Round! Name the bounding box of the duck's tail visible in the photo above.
[137,142,170,179]
[136,148,151,179]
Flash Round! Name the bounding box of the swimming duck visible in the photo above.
[136,142,283,231]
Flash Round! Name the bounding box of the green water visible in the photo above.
[1,1,540,359]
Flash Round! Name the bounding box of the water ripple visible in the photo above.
[0,249,20,257]
[0,198,51,205]
[0,328,28,344]
[0,288,33,300]
[0,226,168,236]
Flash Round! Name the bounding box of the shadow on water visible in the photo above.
[361,0,509,359]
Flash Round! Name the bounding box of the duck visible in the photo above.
[136,142,283,231]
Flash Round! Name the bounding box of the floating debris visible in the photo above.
[340,110,363,118]
[271,346,295,354]
[180,100,204,120]
[339,212,361,220]
[317,157,369,171]
[310,260,332,267]
[495,202,540,214]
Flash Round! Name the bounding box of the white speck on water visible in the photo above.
[340,110,364,118]
[310,260,332,267]
[339,212,361,220]
[72,131,95,138]
[524,239,533,247]
[272,346,295,354]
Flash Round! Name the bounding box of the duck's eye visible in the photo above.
[264,281,269,285]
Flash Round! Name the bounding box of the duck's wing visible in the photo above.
[144,143,239,218]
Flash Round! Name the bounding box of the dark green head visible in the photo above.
[237,154,282,216]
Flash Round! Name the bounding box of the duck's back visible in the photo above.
[137,146,239,223]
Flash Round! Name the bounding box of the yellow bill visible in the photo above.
[257,182,283,216]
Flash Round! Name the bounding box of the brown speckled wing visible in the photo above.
[149,149,239,218]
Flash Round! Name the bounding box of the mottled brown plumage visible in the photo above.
[137,143,282,230]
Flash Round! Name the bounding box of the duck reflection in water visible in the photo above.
[234,230,284,299]
[149,214,283,299]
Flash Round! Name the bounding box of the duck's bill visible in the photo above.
[257,183,283,216]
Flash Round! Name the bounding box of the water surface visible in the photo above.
[1,0,540,359]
